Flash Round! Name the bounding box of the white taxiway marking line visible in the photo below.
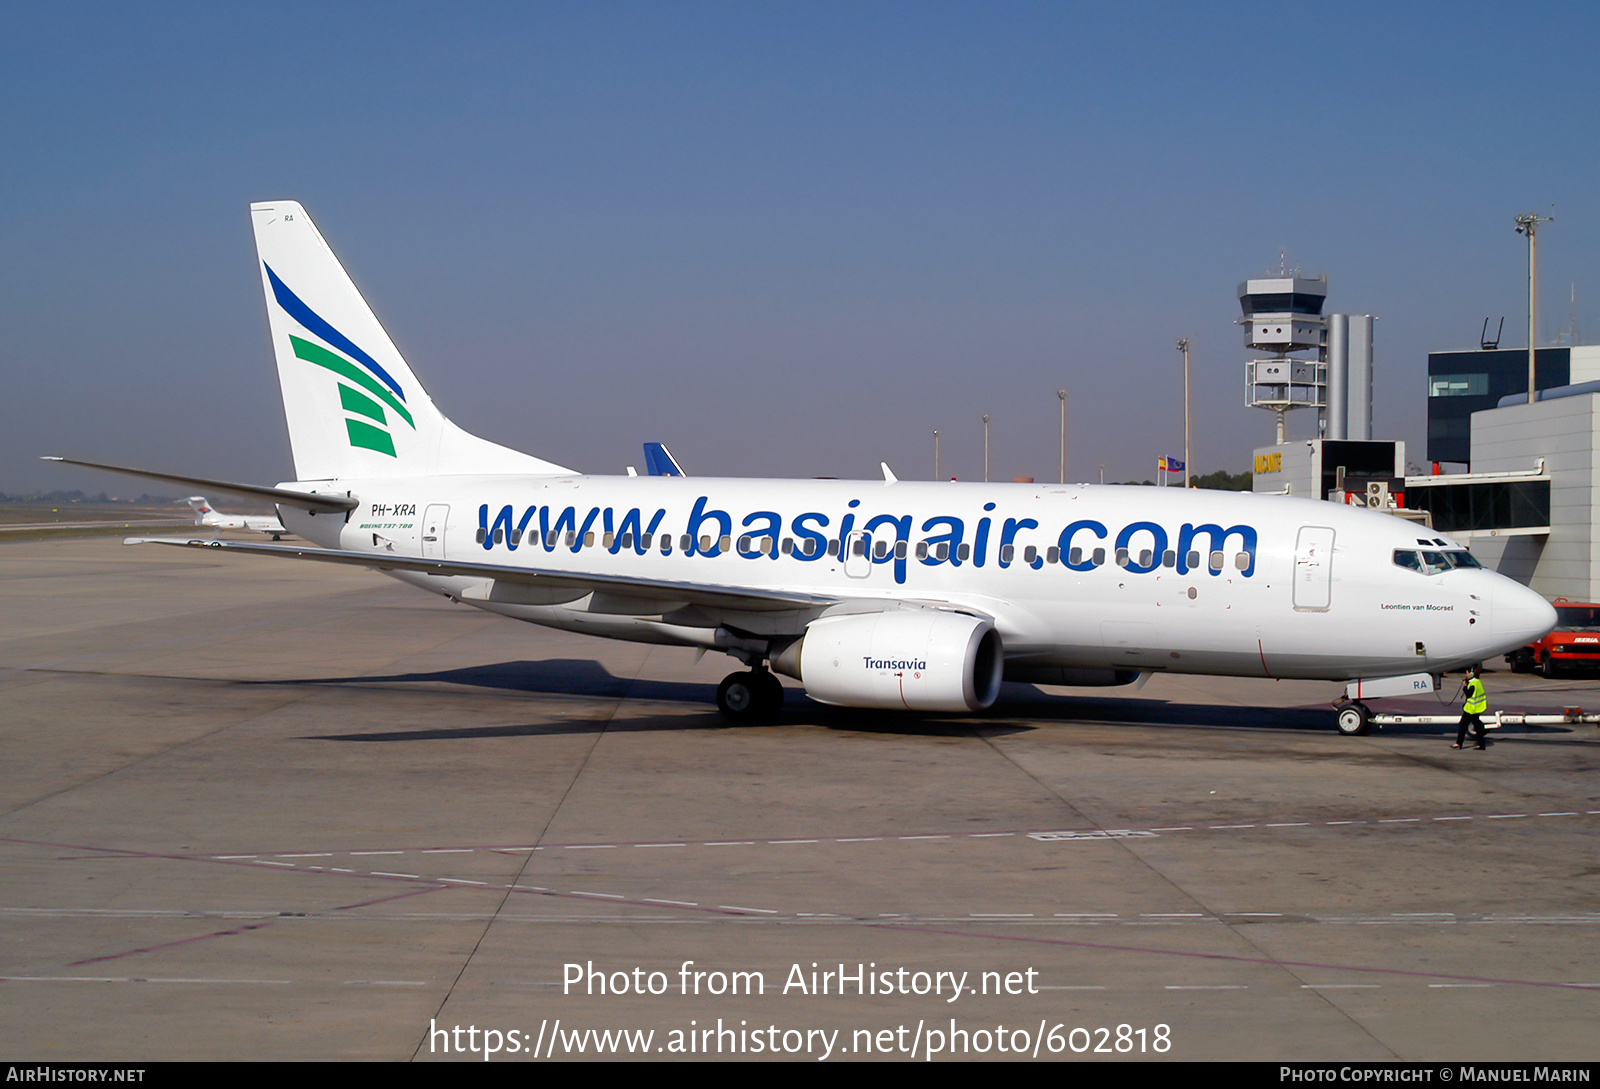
[371,872,420,879]
[969,833,1014,838]
[706,841,754,847]
[344,980,427,986]
[564,845,615,850]
[0,976,292,985]
[1539,812,1578,817]
[1165,985,1247,990]
[573,892,623,899]
[900,835,950,840]
[1486,814,1527,820]
[970,913,1034,918]
[439,879,486,886]
[1266,823,1310,828]
[350,851,402,856]
[276,853,332,858]
[1429,983,1494,988]
[719,905,777,914]
[1378,818,1420,824]
[254,861,294,867]
[1143,913,1204,918]
[423,849,472,854]
[770,840,819,845]
[643,898,697,907]
[636,843,685,848]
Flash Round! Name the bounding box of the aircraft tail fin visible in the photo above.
[250,201,571,481]
[186,496,217,525]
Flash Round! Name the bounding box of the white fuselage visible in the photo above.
[279,475,1556,683]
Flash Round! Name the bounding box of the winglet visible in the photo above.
[881,462,898,484]
[643,443,685,477]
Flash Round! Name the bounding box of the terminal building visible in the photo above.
[1413,342,1600,601]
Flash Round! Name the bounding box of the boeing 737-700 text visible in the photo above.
[50,201,1557,733]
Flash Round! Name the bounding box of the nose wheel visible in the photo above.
[1335,701,1371,736]
[716,669,785,722]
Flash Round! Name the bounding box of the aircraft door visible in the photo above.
[1293,525,1335,611]
[421,504,449,559]
[843,530,873,578]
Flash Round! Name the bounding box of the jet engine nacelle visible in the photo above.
[774,611,1003,712]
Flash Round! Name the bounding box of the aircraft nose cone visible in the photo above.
[1492,578,1557,645]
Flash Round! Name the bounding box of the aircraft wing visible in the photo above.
[44,457,357,514]
[124,536,842,613]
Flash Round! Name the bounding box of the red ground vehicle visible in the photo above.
[1507,599,1600,677]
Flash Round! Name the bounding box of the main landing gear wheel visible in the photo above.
[1335,702,1371,736]
[716,670,783,723]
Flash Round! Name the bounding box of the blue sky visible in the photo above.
[4,2,1597,493]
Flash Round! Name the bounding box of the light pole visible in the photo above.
[933,430,939,480]
[1515,213,1553,404]
[1175,338,1191,488]
[982,415,990,483]
[1057,389,1067,484]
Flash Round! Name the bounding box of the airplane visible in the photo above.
[49,200,1558,735]
[186,496,289,539]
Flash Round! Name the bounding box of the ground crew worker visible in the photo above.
[1454,664,1488,750]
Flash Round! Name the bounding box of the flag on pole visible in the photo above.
[1158,456,1184,472]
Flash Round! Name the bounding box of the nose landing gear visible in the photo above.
[1335,701,1372,736]
[716,668,786,723]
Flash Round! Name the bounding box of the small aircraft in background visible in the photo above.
[186,496,289,540]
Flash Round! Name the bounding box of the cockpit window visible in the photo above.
[1394,548,1481,574]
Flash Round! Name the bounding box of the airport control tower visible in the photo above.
[1244,271,1397,501]
[1241,275,1329,444]
[1240,273,1374,444]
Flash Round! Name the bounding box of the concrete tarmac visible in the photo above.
[2,537,1597,1061]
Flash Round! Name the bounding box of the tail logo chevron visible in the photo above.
[264,262,413,457]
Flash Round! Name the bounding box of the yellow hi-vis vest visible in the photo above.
[1464,677,1487,714]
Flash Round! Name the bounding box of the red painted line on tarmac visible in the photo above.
[65,886,444,968]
